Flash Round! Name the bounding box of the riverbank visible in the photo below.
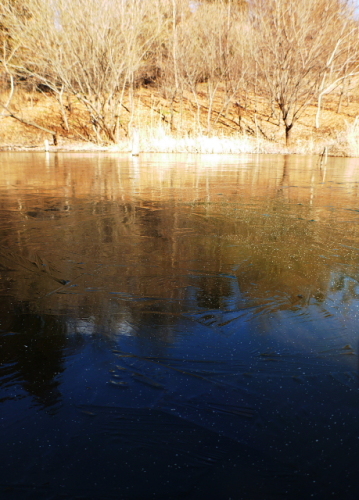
[1,127,358,157]
[1,86,359,157]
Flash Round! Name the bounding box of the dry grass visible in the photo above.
[1,83,359,155]
[327,116,359,157]
[136,126,256,153]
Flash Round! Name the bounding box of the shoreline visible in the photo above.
[0,132,352,157]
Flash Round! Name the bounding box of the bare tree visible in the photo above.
[160,0,249,133]
[0,3,59,140]
[0,38,16,118]
[315,26,359,128]
[0,1,24,116]
[187,1,242,131]
[0,0,166,143]
[153,0,191,131]
[249,0,359,145]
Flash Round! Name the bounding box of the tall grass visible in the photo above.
[334,116,359,157]
[108,125,282,154]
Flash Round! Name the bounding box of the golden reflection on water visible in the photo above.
[1,151,359,202]
[0,152,359,338]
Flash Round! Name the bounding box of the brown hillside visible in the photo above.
[1,83,359,154]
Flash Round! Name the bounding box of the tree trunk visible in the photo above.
[316,92,324,129]
[285,123,294,146]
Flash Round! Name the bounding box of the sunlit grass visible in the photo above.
[333,117,359,157]
[141,126,256,153]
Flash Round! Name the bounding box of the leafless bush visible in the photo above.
[249,0,359,145]
[158,0,249,132]
[0,0,166,142]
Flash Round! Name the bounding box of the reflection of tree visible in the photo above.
[0,299,67,410]
[196,276,233,310]
[1,154,359,353]
[276,155,290,198]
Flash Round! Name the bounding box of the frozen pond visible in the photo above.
[1,152,359,499]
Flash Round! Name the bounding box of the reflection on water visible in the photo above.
[1,153,359,499]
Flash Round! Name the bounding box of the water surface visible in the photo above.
[1,152,359,499]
